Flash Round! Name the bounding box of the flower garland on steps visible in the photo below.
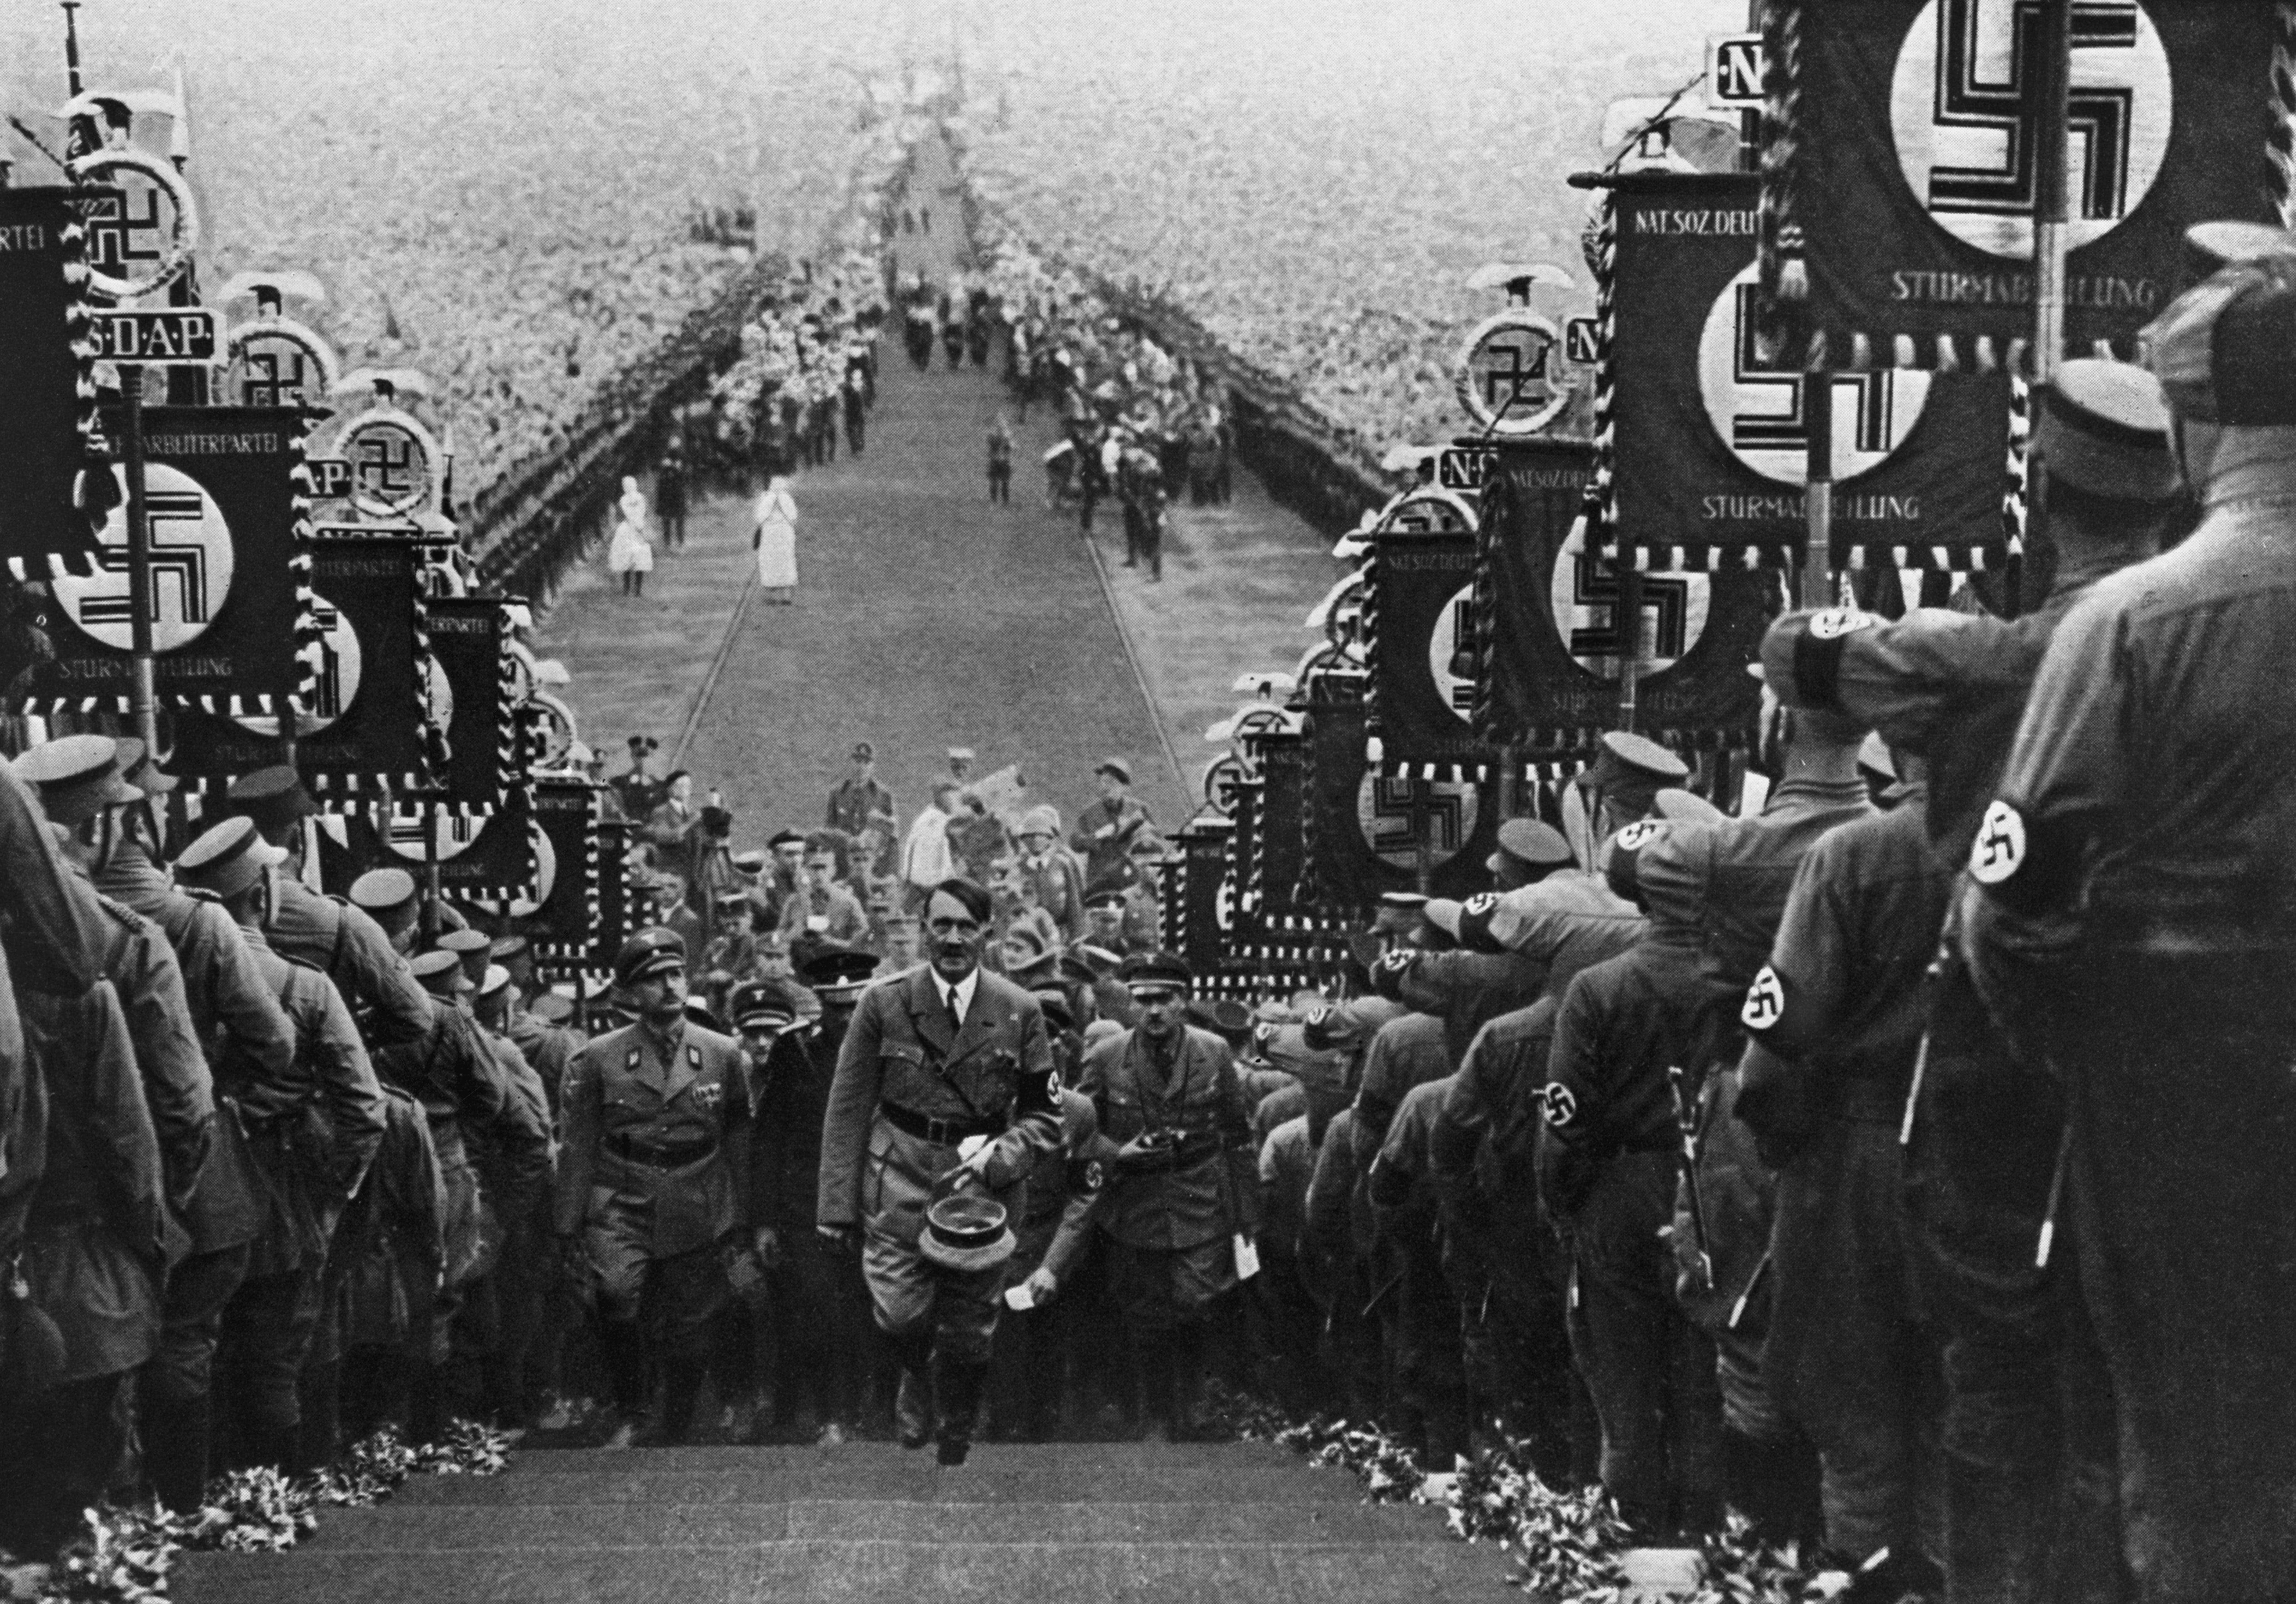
[1207,1382,1819,1603]
[29,1422,510,1604]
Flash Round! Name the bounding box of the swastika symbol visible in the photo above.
[1566,556,1690,660]
[1925,0,2138,222]
[1477,332,1551,410]
[77,490,212,631]
[1730,286,1896,457]
[1357,775,1478,871]
[241,348,312,409]
[358,434,418,499]
[1891,0,2170,257]
[80,186,165,273]
[1969,799,2026,884]
[1541,1082,1579,1128]
[1742,965,1786,1031]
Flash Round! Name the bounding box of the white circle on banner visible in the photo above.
[1550,549,1712,681]
[385,807,482,864]
[422,655,456,736]
[529,821,557,905]
[1425,583,1477,727]
[1356,773,1479,870]
[235,592,362,737]
[55,462,235,651]
[1455,309,1572,438]
[1969,799,2027,884]
[1890,0,2172,258]
[1699,264,1931,484]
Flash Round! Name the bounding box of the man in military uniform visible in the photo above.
[1369,896,1548,1070]
[0,755,163,1558]
[59,739,300,1509]
[1076,952,1256,1440]
[557,929,754,1447]
[826,741,896,854]
[1014,807,1087,942]
[1963,258,2296,1604]
[1487,816,1576,894]
[1734,759,1951,1597]
[176,816,387,1473]
[1537,819,1729,1540]
[1762,357,2184,1602]
[816,877,1060,1464]
[613,734,664,823]
[226,766,433,1046]
[1071,758,1153,890]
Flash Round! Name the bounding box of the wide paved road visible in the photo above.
[537,136,1338,845]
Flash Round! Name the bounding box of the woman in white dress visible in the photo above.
[607,476,654,597]
[752,474,799,604]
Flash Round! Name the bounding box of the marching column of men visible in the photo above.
[0,250,2290,1604]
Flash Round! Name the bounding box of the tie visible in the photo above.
[945,985,964,1037]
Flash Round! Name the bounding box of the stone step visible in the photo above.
[388,1463,1364,1507]
[511,1440,1300,1474]
[299,1498,1440,1550]
[175,1540,1505,1604]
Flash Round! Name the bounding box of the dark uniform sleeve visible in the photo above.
[1040,1099,1110,1287]
[1763,606,1993,753]
[985,994,1060,1190]
[554,1044,602,1238]
[387,1098,448,1274]
[817,990,887,1229]
[715,1036,754,1234]
[306,970,388,1199]
[88,980,169,1265]
[188,901,298,1117]
[1534,970,1608,1223]
[0,764,100,995]
[1962,596,2130,1047]
[1733,842,1853,1159]
[332,899,434,1048]
[1207,1037,1260,1238]
[115,915,215,1220]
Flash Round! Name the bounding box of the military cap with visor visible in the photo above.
[1487,815,1573,877]
[2146,253,2296,425]
[226,764,319,838]
[349,867,419,920]
[12,736,141,826]
[614,926,688,988]
[729,982,799,1033]
[1119,950,1193,995]
[2037,357,2180,502]
[174,815,286,899]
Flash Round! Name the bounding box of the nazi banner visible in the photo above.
[1475,435,1767,741]
[4,407,314,715]
[0,188,104,573]
[1760,0,2281,366]
[1606,170,2013,569]
[422,594,526,811]
[1366,525,1489,765]
[1304,696,1502,918]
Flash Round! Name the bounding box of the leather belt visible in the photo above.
[605,1132,718,1168]
[881,1102,1006,1146]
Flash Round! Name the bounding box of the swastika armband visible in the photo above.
[1741,965,1787,1034]
[1071,1157,1107,1198]
[1967,798,2082,914]
[1614,820,1665,853]
[1541,1081,1579,1128]
[1791,610,1875,710]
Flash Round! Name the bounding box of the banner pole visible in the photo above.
[1410,782,1433,895]
[1801,373,1834,609]
[421,796,441,945]
[121,365,160,755]
[1615,556,1643,730]
[2022,0,2073,618]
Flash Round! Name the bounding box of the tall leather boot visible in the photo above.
[934,1356,986,1467]
[596,1318,647,1449]
[145,1391,211,1514]
[1167,1324,1206,1442]
[889,1330,934,1449]
[660,1358,705,1445]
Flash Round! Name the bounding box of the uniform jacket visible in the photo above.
[331,1085,445,1351]
[97,845,294,1253]
[1077,1024,1255,1251]
[1488,872,1647,1003]
[267,877,432,1048]
[1371,947,1548,1075]
[777,879,872,949]
[1019,1089,1112,1286]
[506,1007,582,1118]
[1737,789,1951,1159]
[556,1018,752,1256]
[816,965,1060,1233]
[1967,492,2296,1041]
[1303,1107,1373,1298]
[747,1026,834,1233]
[1432,1000,1558,1279]
[1258,1114,1316,1262]
[1021,850,1089,943]
[827,777,897,841]
[1071,796,1153,890]
[0,762,101,999]
[76,877,214,1252]
[239,925,389,1275]
[21,979,164,1381]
